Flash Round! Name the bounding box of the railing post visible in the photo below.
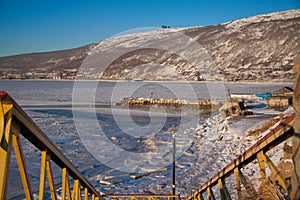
[84,187,89,200]
[200,193,204,200]
[12,130,33,200]
[206,186,215,200]
[256,151,267,181]
[62,168,71,200]
[0,101,13,200]
[292,55,300,200]
[77,180,82,200]
[196,192,204,200]
[46,157,57,200]
[39,150,47,200]
[218,179,231,200]
[233,168,241,199]
[264,153,293,198]
[256,150,269,197]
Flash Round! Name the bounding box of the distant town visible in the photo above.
[0,69,78,80]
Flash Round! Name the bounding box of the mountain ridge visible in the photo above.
[1,9,299,81]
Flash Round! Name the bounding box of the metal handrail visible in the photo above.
[0,91,102,199]
[2,89,296,200]
[104,194,181,200]
[186,113,295,200]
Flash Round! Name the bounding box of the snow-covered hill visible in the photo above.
[1,9,299,81]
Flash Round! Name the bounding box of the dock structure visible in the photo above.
[118,97,220,109]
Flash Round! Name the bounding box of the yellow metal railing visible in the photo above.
[0,91,102,200]
[1,89,296,200]
[104,194,181,200]
[186,113,295,200]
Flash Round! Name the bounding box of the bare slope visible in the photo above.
[1,9,299,81]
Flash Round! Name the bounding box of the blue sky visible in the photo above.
[0,0,299,57]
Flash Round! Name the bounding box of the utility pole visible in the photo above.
[172,132,176,198]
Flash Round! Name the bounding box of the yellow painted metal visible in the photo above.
[12,133,33,200]
[62,167,71,200]
[78,182,82,200]
[46,158,57,200]
[72,179,82,200]
[62,169,66,200]
[218,179,231,200]
[233,168,241,200]
[92,194,95,200]
[195,192,204,200]
[186,114,295,200]
[0,101,13,200]
[200,193,204,200]
[105,194,180,200]
[1,93,102,199]
[256,150,267,186]
[264,153,293,199]
[206,186,215,200]
[39,150,47,200]
[72,179,78,200]
[84,187,89,200]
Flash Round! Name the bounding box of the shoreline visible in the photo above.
[0,79,293,85]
